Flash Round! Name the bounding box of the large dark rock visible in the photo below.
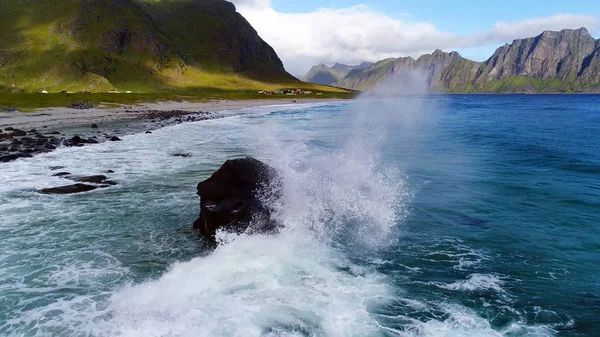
[41,183,98,194]
[193,157,279,239]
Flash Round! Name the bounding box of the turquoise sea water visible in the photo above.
[0,95,598,336]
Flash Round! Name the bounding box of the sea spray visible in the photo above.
[250,70,436,250]
[95,81,440,335]
[0,97,565,336]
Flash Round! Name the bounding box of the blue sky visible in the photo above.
[271,1,598,31]
[232,0,599,75]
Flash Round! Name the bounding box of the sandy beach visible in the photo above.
[0,98,344,130]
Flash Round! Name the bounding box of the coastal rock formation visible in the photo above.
[41,183,99,194]
[41,174,118,194]
[193,157,278,240]
[0,110,219,164]
[308,28,600,93]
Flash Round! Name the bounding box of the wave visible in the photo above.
[436,274,506,293]
[0,98,559,336]
[96,233,393,337]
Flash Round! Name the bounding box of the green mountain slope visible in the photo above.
[0,0,328,93]
[312,28,600,93]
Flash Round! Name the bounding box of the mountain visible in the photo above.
[313,28,600,93]
[302,61,373,86]
[0,0,305,93]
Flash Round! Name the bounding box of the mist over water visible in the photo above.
[1,93,598,336]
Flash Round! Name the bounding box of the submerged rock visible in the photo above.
[173,153,192,158]
[42,174,117,194]
[68,175,115,184]
[41,183,98,194]
[193,157,279,240]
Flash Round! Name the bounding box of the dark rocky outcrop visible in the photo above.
[10,129,26,137]
[173,153,192,158]
[193,157,279,240]
[0,110,220,164]
[68,101,94,109]
[41,183,99,194]
[0,106,17,112]
[0,153,32,162]
[41,173,117,194]
[62,174,118,185]
[69,175,108,183]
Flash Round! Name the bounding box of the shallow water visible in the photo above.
[0,96,598,336]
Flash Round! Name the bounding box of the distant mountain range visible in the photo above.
[303,28,600,93]
[302,62,373,86]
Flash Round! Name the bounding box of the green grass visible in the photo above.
[474,76,579,93]
[0,0,346,96]
[442,75,589,94]
[0,89,356,110]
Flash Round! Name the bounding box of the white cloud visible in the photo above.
[230,1,597,76]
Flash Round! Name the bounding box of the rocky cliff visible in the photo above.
[311,28,600,93]
[0,0,296,92]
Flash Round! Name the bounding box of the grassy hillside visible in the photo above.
[0,0,347,96]
[336,58,399,90]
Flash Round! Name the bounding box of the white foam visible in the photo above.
[438,274,506,293]
[97,233,392,337]
[0,100,557,337]
[384,304,554,337]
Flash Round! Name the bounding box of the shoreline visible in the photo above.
[0,98,344,130]
[0,98,345,163]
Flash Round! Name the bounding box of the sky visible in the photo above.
[229,0,600,77]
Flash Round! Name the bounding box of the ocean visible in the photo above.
[0,95,598,336]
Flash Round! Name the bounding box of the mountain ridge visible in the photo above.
[0,0,323,93]
[302,61,374,86]
[308,28,600,93]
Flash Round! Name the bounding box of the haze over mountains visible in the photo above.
[302,62,373,86]
[304,28,600,93]
[0,0,308,93]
